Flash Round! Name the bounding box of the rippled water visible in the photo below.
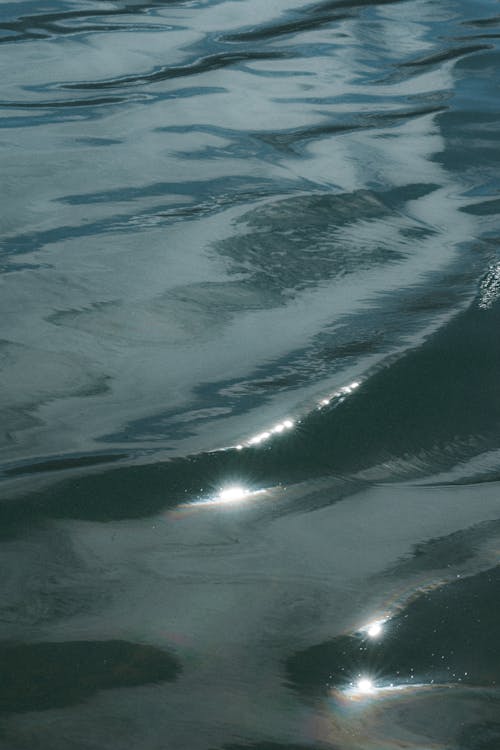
[1,0,500,747]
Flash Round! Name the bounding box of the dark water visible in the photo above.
[1,0,500,747]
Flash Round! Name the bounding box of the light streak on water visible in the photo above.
[231,380,361,452]
[319,380,361,408]
[241,418,295,448]
[184,484,268,508]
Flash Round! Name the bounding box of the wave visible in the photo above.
[63,50,293,90]
[399,44,493,68]
[1,286,499,533]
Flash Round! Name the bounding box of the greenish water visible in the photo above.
[1,0,500,748]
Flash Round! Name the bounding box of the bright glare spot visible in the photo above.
[247,420,293,446]
[249,433,266,445]
[218,486,249,503]
[350,381,360,389]
[236,444,243,451]
[251,432,271,444]
[320,398,330,406]
[187,484,269,508]
[357,678,374,694]
[368,622,382,638]
[366,620,384,638]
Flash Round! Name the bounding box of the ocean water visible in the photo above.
[1,0,500,747]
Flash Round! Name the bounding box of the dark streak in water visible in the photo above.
[384,519,500,577]
[0,0,198,43]
[221,12,350,43]
[399,44,493,68]
[461,198,500,216]
[0,96,129,108]
[255,106,448,151]
[0,640,181,714]
[0,23,131,43]
[461,16,500,29]
[308,0,404,13]
[3,452,128,478]
[63,51,293,90]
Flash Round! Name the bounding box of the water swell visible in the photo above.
[2,287,499,533]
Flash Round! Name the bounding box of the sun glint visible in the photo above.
[367,620,384,638]
[357,677,374,694]
[217,486,250,503]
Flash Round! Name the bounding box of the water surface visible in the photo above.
[1,0,500,747]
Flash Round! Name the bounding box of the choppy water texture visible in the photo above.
[1,0,500,747]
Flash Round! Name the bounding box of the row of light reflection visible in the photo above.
[340,616,434,702]
[184,382,364,507]
[348,618,388,698]
[176,376,455,723]
[185,376,391,694]
[235,418,295,450]
[233,379,362,451]
[319,379,360,407]
[184,380,364,508]
[182,504,431,702]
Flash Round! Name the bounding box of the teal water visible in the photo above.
[1,0,500,747]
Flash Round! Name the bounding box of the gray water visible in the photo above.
[1,0,500,748]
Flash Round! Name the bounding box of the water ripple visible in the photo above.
[64,50,294,90]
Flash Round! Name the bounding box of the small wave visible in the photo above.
[222,12,350,43]
[63,50,293,90]
[478,263,500,309]
[461,15,500,29]
[310,0,403,12]
[0,1,196,43]
[399,44,492,68]
[0,96,129,108]
[256,105,448,152]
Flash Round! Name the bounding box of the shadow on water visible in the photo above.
[0,640,181,715]
[1,294,500,534]
[286,564,500,695]
[384,518,500,578]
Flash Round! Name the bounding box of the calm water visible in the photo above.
[1,0,500,747]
